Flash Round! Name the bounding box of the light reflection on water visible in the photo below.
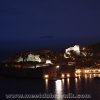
[55,80,63,100]
[89,74,92,78]
[61,79,64,87]
[0,75,100,100]
[45,79,48,92]
[75,78,78,93]
[67,78,70,93]
[85,74,88,79]
[44,74,100,100]
[93,74,96,77]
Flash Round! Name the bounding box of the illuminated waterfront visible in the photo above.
[0,45,100,99]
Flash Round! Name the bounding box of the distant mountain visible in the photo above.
[1,42,100,63]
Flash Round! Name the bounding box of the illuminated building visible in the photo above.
[64,45,80,58]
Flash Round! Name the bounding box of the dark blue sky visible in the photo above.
[0,0,100,59]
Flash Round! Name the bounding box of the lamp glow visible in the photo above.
[61,74,65,78]
[44,75,49,79]
[67,73,70,77]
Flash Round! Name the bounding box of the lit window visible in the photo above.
[75,70,81,74]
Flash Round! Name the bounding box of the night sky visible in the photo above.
[0,0,100,60]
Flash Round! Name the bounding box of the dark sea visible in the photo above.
[0,76,100,100]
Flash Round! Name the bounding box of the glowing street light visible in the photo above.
[61,74,65,78]
[82,47,86,50]
[56,65,60,69]
[66,73,70,77]
[44,74,49,79]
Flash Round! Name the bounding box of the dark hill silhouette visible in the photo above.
[88,42,100,52]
